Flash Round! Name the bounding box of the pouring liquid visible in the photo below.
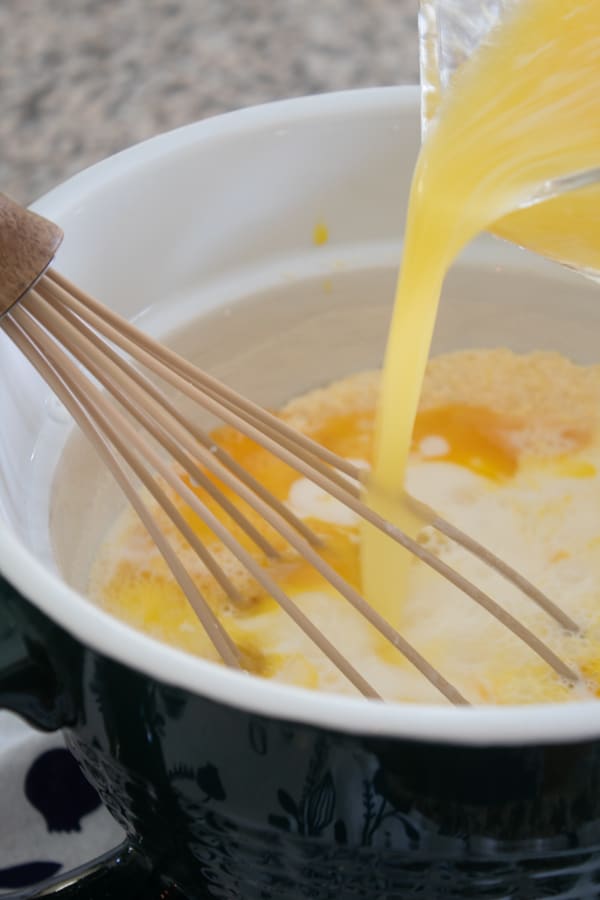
[363,0,600,624]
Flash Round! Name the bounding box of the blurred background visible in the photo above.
[2,0,419,204]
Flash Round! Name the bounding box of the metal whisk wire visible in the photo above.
[0,193,582,705]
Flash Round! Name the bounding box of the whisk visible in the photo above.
[0,192,582,706]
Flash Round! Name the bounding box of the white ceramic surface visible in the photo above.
[0,713,122,894]
[2,86,600,745]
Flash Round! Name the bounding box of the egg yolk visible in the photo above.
[412,405,520,480]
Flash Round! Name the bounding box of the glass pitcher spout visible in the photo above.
[417,0,600,279]
[419,0,505,133]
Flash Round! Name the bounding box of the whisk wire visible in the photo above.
[0,261,583,703]
[45,270,578,636]
[41,273,321,546]
[46,269,360,478]
[24,284,472,704]
[32,290,284,560]
[4,310,243,668]
[9,299,388,701]
[45,274,576,685]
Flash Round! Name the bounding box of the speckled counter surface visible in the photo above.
[2,0,419,204]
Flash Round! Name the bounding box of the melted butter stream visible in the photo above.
[362,0,600,625]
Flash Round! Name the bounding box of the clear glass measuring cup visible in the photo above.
[418,0,506,133]
[417,0,600,280]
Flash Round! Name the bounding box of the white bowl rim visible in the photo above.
[4,85,600,747]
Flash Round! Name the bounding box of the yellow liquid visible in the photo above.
[363,0,600,624]
[91,351,600,704]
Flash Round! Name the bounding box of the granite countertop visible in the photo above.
[2,0,419,205]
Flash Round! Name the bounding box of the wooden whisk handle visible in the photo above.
[0,192,64,318]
